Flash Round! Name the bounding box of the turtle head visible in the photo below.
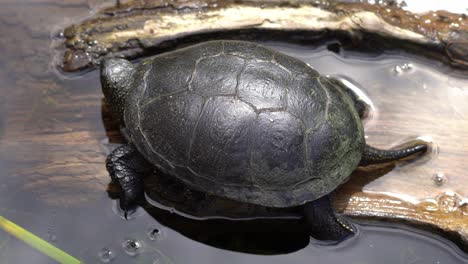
[100,58,136,123]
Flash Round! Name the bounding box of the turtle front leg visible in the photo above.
[106,144,151,217]
[303,195,355,243]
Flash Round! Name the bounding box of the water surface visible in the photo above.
[0,1,467,263]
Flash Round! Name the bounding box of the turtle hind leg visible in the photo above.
[303,196,355,243]
[359,143,427,166]
[106,144,151,218]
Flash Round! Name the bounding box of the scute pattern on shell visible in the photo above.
[124,40,364,207]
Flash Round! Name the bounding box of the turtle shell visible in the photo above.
[124,40,365,208]
[144,169,301,220]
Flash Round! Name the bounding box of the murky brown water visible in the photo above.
[0,0,467,263]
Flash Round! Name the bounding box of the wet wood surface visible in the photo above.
[56,0,468,72]
[0,0,466,251]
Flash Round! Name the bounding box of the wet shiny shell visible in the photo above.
[124,40,365,208]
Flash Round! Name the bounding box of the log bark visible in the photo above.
[0,0,466,252]
[56,0,468,72]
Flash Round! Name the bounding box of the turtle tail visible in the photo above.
[359,143,427,166]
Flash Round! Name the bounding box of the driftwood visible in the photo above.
[57,0,468,72]
[0,0,466,253]
[54,0,468,246]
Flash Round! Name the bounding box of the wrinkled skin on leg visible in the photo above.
[303,196,355,242]
[106,144,151,217]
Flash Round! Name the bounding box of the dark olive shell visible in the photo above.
[124,40,364,208]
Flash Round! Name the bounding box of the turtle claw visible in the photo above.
[303,196,356,242]
[119,193,138,220]
[119,197,129,219]
[107,144,149,218]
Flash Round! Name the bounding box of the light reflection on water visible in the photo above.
[0,1,467,263]
[1,198,468,264]
[268,42,468,206]
[0,44,466,264]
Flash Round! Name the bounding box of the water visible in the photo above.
[265,42,467,205]
[0,1,467,263]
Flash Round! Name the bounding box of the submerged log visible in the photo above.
[0,0,466,253]
[57,0,468,72]
[53,0,468,247]
[333,166,468,250]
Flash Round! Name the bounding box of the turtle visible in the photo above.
[101,40,427,242]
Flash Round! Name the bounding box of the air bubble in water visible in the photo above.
[122,238,143,256]
[98,247,115,263]
[437,192,460,213]
[147,228,161,241]
[433,172,447,186]
[393,63,413,74]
